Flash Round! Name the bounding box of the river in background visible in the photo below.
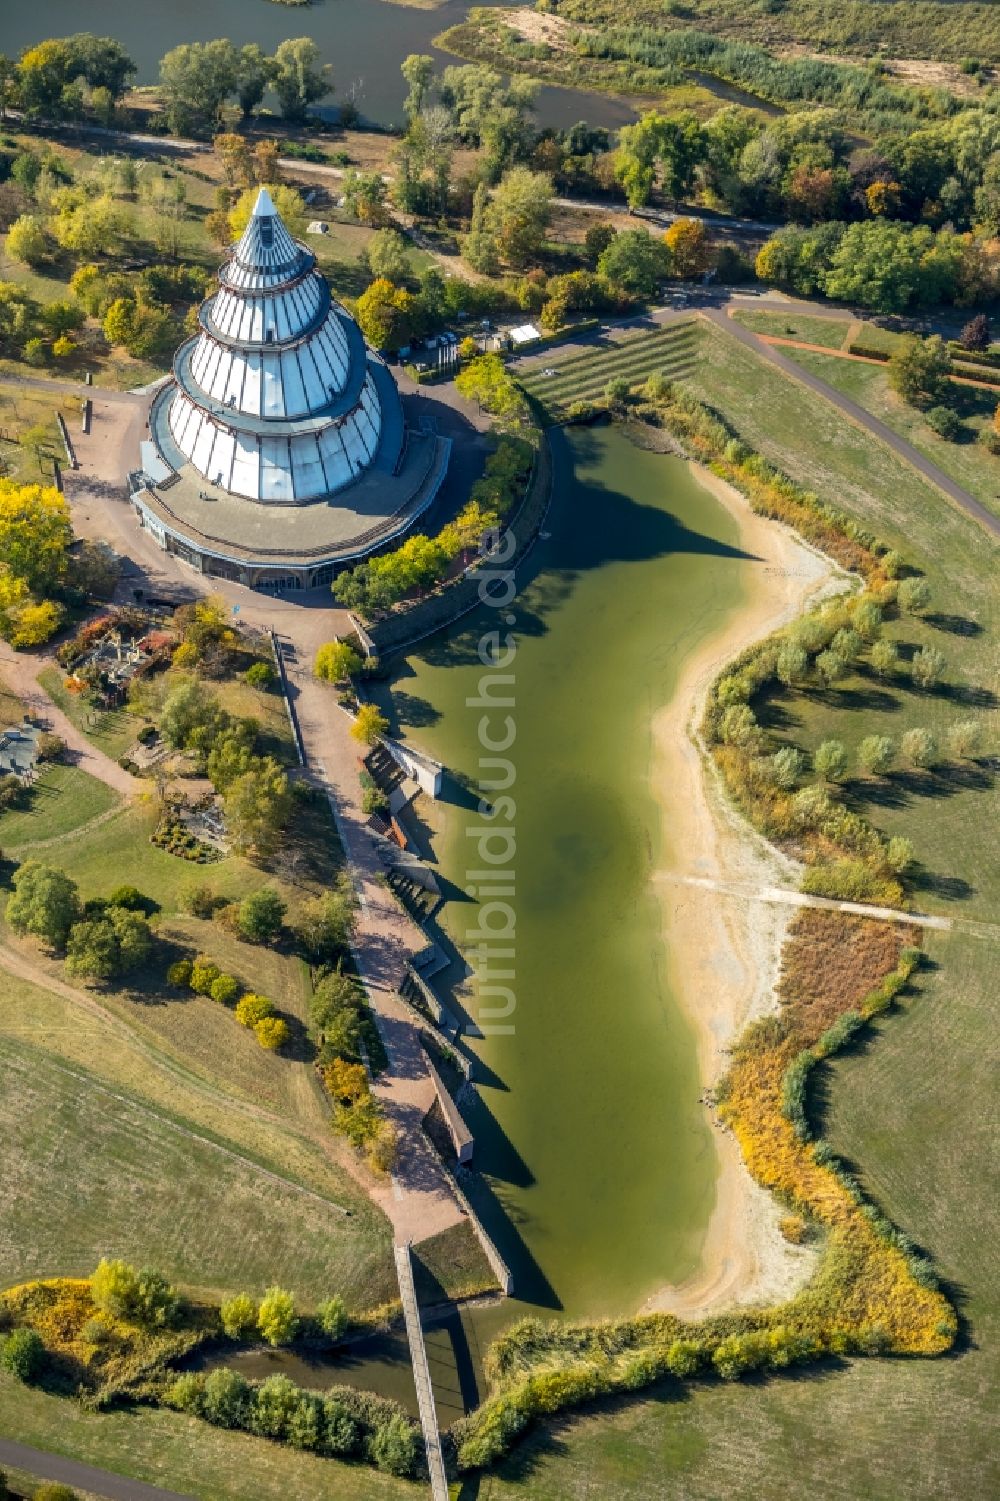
[8,0,643,132]
[376,425,755,1325]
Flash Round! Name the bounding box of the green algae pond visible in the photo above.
[378,424,756,1325]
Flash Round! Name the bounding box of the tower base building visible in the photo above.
[130,189,450,590]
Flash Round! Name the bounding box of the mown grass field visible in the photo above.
[785,345,1000,526]
[518,321,698,423]
[0,1376,417,1501]
[0,383,78,486]
[469,316,1000,1500]
[0,762,120,848]
[730,309,851,349]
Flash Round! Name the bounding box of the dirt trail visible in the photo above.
[642,463,839,1318]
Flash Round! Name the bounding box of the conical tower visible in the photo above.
[163,188,401,504]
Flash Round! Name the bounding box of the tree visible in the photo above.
[190,956,222,995]
[235,992,274,1027]
[341,170,389,227]
[314,640,363,683]
[912,645,946,688]
[6,861,79,949]
[948,719,982,758]
[463,181,500,275]
[598,229,669,298]
[776,642,809,686]
[65,907,152,981]
[220,1292,257,1339]
[831,627,863,663]
[0,1328,45,1382]
[959,313,990,351]
[210,973,240,1005]
[869,639,899,676]
[888,336,953,408]
[366,229,410,284]
[6,215,47,268]
[584,222,617,266]
[159,40,239,136]
[90,1258,177,1327]
[257,1287,298,1346]
[605,376,630,409]
[886,835,915,874]
[370,1413,419,1477]
[664,217,710,279]
[244,661,275,690]
[815,649,847,686]
[401,54,435,121]
[851,598,883,642]
[770,746,805,789]
[296,883,356,962]
[238,886,287,945]
[926,404,962,441]
[272,38,332,122]
[0,477,73,594]
[255,1015,290,1050]
[814,739,848,781]
[488,168,553,267]
[901,727,939,767]
[353,278,416,352]
[223,758,290,858]
[235,43,274,119]
[251,1373,300,1438]
[897,576,932,613]
[202,1367,251,1427]
[352,703,388,746]
[316,1294,348,1340]
[857,734,896,775]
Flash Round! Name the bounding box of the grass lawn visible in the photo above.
[0,1377,417,1501]
[0,674,25,728]
[474,318,1000,1499]
[730,308,851,349]
[783,346,1000,525]
[37,666,142,760]
[0,1031,392,1308]
[0,383,78,486]
[0,762,119,849]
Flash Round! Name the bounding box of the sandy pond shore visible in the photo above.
[642,463,842,1319]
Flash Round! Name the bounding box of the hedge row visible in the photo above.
[952,361,1000,387]
[946,341,1000,368]
[848,343,891,362]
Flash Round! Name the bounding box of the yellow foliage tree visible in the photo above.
[351,703,388,746]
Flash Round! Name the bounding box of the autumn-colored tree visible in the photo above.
[325,1057,369,1104]
[314,640,363,683]
[664,216,710,279]
[254,1015,290,1050]
[865,179,902,217]
[351,703,388,746]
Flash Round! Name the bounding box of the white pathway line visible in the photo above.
[394,1243,449,1501]
[657,872,954,930]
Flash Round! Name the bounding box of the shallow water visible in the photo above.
[380,425,755,1323]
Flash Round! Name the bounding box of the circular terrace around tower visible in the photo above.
[130,188,450,587]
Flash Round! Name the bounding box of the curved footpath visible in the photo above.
[707,307,1000,539]
[0,1437,191,1500]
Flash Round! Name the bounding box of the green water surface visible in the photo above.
[384,425,754,1321]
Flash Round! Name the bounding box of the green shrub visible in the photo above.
[166,1371,206,1414]
[220,1292,257,1339]
[167,957,193,987]
[368,1411,420,1476]
[251,1373,301,1439]
[210,972,241,1006]
[316,1294,348,1341]
[0,1327,45,1381]
[202,1367,252,1428]
[107,884,153,913]
[321,1395,362,1456]
[189,956,221,995]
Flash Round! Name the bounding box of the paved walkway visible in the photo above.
[707,307,1000,539]
[0,1437,192,1501]
[287,663,465,1245]
[0,644,139,797]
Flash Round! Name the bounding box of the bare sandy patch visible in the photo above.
[506,5,575,50]
[641,463,845,1319]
